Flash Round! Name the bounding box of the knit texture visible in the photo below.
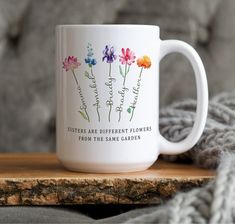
[119,93,235,223]
[122,153,235,224]
[160,92,235,169]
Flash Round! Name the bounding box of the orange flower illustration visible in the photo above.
[128,55,152,121]
[137,55,151,69]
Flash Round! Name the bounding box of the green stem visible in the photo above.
[108,104,112,122]
[78,85,90,122]
[123,64,127,86]
[84,108,90,122]
[72,70,90,122]
[129,108,135,122]
[129,67,143,122]
[139,67,143,78]
[108,63,112,122]
[118,64,128,122]
[72,70,79,86]
[91,67,100,122]
[96,107,100,122]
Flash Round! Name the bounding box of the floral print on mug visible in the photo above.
[62,45,152,122]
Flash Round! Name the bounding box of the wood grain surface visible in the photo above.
[0,153,215,205]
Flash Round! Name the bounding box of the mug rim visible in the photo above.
[56,24,159,31]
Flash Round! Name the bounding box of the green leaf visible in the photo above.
[127,107,131,113]
[119,65,124,77]
[78,110,88,120]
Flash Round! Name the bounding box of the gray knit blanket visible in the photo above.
[98,92,235,224]
[160,92,235,169]
[124,153,235,224]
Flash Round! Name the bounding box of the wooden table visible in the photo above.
[0,153,215,205]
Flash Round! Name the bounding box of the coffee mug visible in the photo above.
[56,25,208,173]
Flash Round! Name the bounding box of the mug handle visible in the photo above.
[159,40,208,155]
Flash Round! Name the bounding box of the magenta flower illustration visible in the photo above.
[119,48,136,65]
[62,56,81,72]
[103,45,116,122]
[62,56,90,122]
[116,48,136,122]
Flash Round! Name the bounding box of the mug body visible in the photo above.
[56,25,160,172]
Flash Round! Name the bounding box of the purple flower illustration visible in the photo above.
[103,45,116,122]
[102,45,117,63]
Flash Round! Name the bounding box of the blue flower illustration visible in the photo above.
[84,43,101,122]
[85,43,97,67]
[85,57,97,66]
[102,45,117,63]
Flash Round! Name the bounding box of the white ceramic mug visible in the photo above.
[56,25,208,173]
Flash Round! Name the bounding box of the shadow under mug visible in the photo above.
[56,25,208,173]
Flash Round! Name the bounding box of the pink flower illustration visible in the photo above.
[119,48,136,65]
[62,55,90,122]
[62,56,81,71]
[116,48,135,122]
